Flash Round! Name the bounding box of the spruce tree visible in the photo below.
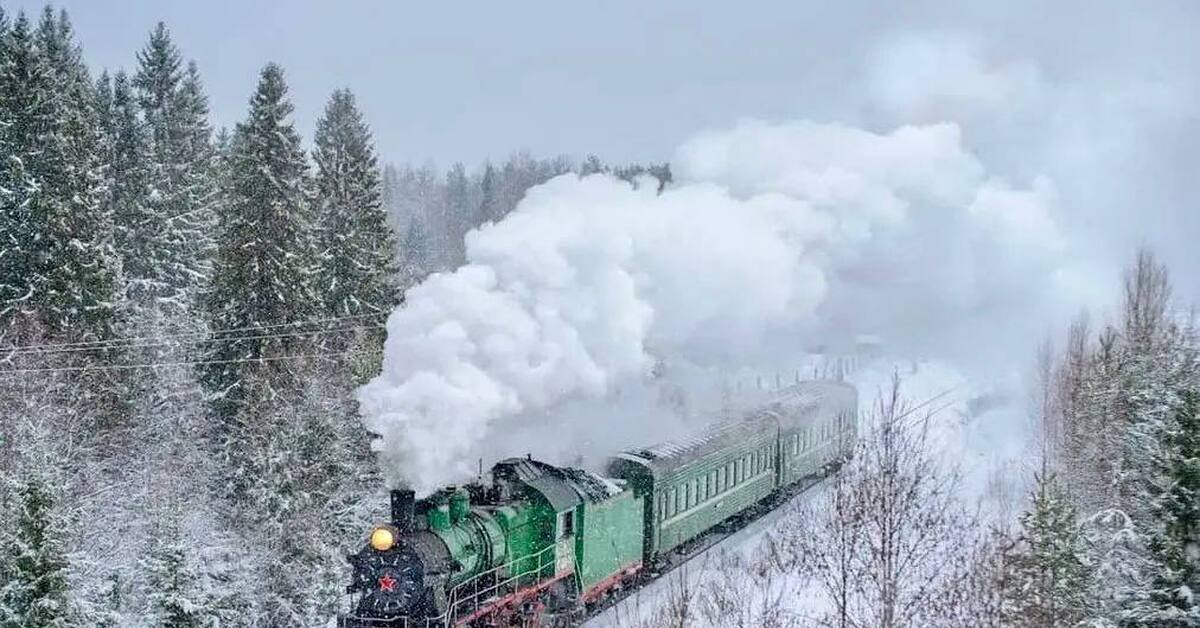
[131,23,217,314]
[141,512,204,628]
[93,70,112,138]
[202,63,315,452]
[399,219,431,291]
[0,12,41,335]
[0,472,71,628]
[98,71,152,307]
[1136,390,1200,625]
[311,88,397,324]
[479,160,498,224]
[32,8,118,340]
[0,10,117,340]
[444,162,472,264]
[174,61,218,277]
[1002,474,1095,627]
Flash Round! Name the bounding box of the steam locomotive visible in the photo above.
[338,381,857,627]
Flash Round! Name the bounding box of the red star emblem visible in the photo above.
[379,574,398,592]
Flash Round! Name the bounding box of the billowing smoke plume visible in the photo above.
[358,117,1081,493]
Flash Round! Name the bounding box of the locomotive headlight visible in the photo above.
[369,526,396,552]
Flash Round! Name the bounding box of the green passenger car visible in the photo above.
[608,381,859,562]
[609,415,780,556]
[777,382,859,486]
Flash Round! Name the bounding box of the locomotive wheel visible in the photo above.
[512,596,545,627]
[512,586,582,628]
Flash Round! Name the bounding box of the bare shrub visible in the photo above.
[777,376,988,628]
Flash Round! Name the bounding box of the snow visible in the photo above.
[587,356,1028,626]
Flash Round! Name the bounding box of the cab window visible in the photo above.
[558,510,574,539]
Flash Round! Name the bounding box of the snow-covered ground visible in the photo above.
[586,356,1029,627]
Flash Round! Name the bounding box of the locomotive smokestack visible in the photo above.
[390,489,415,533]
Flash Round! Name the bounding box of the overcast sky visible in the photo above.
[8,1,1199,295]
[8,1,1194,167]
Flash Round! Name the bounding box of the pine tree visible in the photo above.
[202,63,315,478]
[0,472,71,628]
[311,88,397,325]
[1002,474,1095,627]
[131,23,217,314]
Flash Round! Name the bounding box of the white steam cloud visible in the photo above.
[359,116,1078,493]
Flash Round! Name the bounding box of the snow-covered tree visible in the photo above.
[579,153,604,176]
[202,62,316,488]
[386,163,447,271]
[0,9,118,341]
[230,366,375,625]
[34,8,118,340]
[1131,389,1200,626]
[131,23,217,314]
[141,510,205,628]
[782,378,982,628]
[399,219,431,291]
[311,88,397,324]
[1049,251,1200,625]
[0,471,72,628]
[478,161,499,224]
[443,161,473,264]
[96,70,152,310]
[1001,474,1096,627]
[0,11,41,337]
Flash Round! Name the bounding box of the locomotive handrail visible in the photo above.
[429,544,560,626]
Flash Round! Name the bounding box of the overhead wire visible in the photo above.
[0,348,383,376]
[0,322,386,359]
[0,311,389,355]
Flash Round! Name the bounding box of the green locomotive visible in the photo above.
[339,381,857,627]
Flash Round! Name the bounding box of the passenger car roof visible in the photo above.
[612,380,857,478]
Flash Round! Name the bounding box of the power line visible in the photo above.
[0,349,382,376]
[0,311,389,354]
[1,322,386,359]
